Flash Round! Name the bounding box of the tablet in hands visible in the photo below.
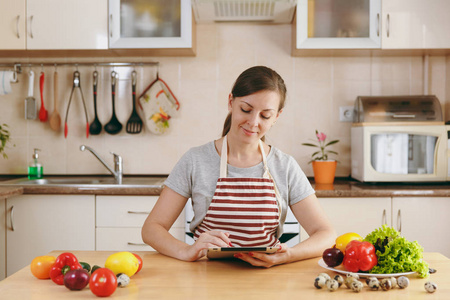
[207,247,278,259]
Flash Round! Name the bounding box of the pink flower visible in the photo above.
[316,132,326,142]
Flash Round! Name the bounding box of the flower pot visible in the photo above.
[312,160,337,184]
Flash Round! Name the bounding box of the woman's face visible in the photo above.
[228,90,282,143]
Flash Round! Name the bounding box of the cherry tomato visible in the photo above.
[89,268,117,297]
[133,253,143,273]
[30,255,56,279]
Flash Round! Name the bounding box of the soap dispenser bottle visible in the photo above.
[28,148,43,179]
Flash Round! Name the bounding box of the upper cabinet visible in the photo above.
[295,0,381,49]
[0,0,108,50]
[293,0,450,55]
[381,0,450,49]
[109,0,193,49]
[0,0,26,49]
[0,0,195,56]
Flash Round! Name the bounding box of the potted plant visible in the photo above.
[0,123,13,159]
[302,130,339,184]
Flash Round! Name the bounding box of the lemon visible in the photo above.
[105,251,139,277]
[335,232,363,253]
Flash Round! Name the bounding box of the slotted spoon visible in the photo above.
[126,71,143,134]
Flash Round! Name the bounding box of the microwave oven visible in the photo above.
[351,125,450,182]
[351,95,450,182]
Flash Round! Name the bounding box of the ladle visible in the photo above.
[104,71,122,135]
[89,71,102,135]
[49,71,61,131]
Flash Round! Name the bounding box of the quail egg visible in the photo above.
[333,275,344,287]
[367,277,380,290]
[424,281,437,293]
[314,275,328,289]
[326,279,340,292]
[380,278,392,291]
[351,280,364,293]
[397,276,410,289]
[116,273,130,288]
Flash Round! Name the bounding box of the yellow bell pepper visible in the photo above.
[335,232,363,253]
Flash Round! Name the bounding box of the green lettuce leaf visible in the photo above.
[363,224,429,278]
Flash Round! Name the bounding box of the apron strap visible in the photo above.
[219,136,228,178]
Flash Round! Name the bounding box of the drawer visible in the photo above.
[96,196,184,227]
[96,227,185,251]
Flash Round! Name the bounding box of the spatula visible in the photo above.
[38,72,48,122]
[126,71,143,134]
[49,71,61,131]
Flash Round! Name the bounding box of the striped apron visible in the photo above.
[194,136,282,247]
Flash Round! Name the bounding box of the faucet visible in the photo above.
[80,145,123,184]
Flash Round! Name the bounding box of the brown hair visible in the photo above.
[221,66,287,138]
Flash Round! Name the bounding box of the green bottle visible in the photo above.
[28,148,43,180]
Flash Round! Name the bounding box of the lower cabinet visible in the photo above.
[302,197,450,258]
[301,197,391,241]
[392,197,450,258]
[5,195,95,277]
[0,197,6,280]
[95,196,185,251]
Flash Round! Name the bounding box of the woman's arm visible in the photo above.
[141,186,232,261]
[235,193,336,267]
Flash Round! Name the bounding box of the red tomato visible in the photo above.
[133,253,143,273]
[89,268,117,297]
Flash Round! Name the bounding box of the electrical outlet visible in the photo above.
[339,106,354,122]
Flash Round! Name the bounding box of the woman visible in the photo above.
[142,66,336,268]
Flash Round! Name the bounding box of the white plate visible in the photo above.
[318,259,416,278]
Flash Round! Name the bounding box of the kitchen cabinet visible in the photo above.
[300,197,391,240]
[294,0,381,50]
[293,0,450,55]
[108,0,193,49]
[381,0,450,49]
[0,0,26,49]
[301,196,450,258]
[392,197,450,257]
[96,196,185,251]
[5,195,95,277]
[0,0,108,50]
[0,197,6,280]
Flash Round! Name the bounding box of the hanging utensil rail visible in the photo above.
[0,62,159,76]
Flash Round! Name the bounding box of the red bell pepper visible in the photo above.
[49,252,82,285]
[343,240,378,272]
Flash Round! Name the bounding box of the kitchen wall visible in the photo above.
[0,23,449,177]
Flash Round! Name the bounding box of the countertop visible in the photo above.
[0,176,450,197]
[0,251,448,299]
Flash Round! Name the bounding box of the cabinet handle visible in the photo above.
[376,13,380,37]
[110,14,113,38]
[16,15,20,39]
[10,205,15,231]
[381,209,387,225]
[29,15,34,39]
[127,242,147,246]
[386,14,390,38]
[127,211,150,214]
[397,209,402,234]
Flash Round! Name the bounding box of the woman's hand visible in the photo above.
[233,244,290,268]
[184,231,232,261]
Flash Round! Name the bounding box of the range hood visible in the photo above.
[192,0,297,23]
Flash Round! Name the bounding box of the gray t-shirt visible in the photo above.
[164,141,315,236]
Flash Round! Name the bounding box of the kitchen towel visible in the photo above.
[371,133,408,174]
[0,71,14,95]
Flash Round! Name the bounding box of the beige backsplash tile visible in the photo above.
[0,23,449,177]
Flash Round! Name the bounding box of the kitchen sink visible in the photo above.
[0,176,166,188]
